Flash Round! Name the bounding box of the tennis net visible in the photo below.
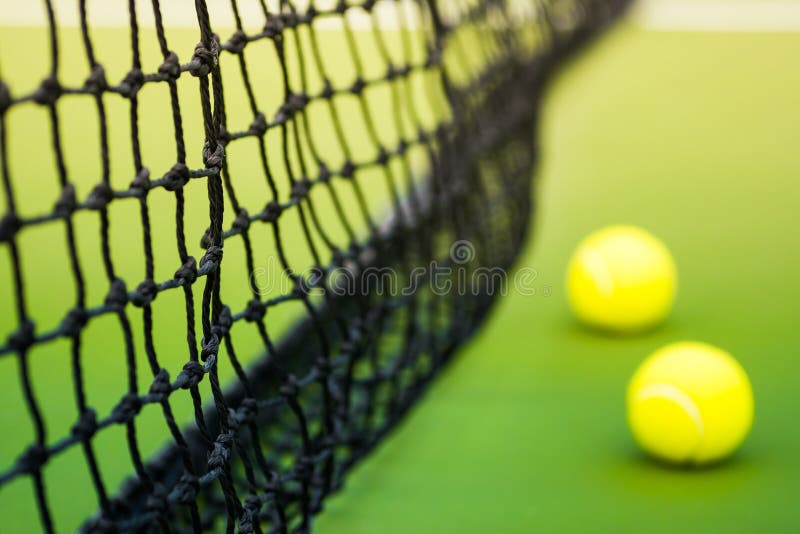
[0,0,628,531]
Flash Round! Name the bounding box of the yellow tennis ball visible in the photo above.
[566,226,676,333]
[627,342,754,465]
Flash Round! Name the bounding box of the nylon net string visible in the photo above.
[0,0,627,531]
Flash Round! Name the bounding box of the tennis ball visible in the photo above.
[627,342,754,465]
[566,226,676,333]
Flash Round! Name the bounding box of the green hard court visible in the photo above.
[0,0,798,532]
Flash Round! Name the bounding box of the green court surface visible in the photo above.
[317,20,800,533]
[1,3,799,533]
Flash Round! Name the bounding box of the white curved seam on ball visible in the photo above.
[581,248,614,298]
[638,383,705,456]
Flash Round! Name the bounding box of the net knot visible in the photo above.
[396,139,408,155]
[225,30,248,54]
[362,0,377,12]
[203,140,225,168]
[279,374,299,398]
[264,201,283,222]
[189,39,219,77]
[112,393,142,423]
[130,279,158,307]
[265,470,282,491]
[33,76,61,106]
[425,48,443,68]
[130,167,151,195]
[339,160,355,179]
[119,68,144,97]
[85,182,114,210]
[276,93,307,123]
[282,12,299,28]
[208,433,233,469]
[201,333,220,360]
[289,92,308,111]
[54,183,77,216]
[291,178,311,199]
[146,484,169,514]
[397,64,412,77]
[84,65,108,94]
[233,208,250,231]
[60,307,88,338]
[350,77,365,95]
[310,266,326,289]
[177,360,205,389]
[376,147,389,165]
[293,272,314,295]
[200,245,223,269]
[164,162,190,191]
[263,16,285,38]
[0,213,21,243]
[302,5,316,22]
[244,299,266,323]
[315,356,331,377]
[105,278,128,307]
[249,112,267,136]
[294,455,314,479]
[336,0,348,14]
[18,445,49,474]
[0,81,12,114]
[158,51,181,79]
[174,256,198,284]
[274,103,292,125]
[8,319,35,352]
[169,474,198,504]
[72,409,98,440]
[148,368,172,400]
[235,398,258,425]
[317,163,331,183]
[320,79,334,99]
[238,494,262,534]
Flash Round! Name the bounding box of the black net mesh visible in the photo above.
[0,0,628,531]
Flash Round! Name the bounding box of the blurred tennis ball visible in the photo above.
[566,226,676,333]
[627,341,754,466]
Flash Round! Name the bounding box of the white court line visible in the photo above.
[0,0,420,29]
[0,0,538,31]
[3,0,800,33]
[632,0,800,32]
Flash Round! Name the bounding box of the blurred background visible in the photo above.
[318,1,800,531]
